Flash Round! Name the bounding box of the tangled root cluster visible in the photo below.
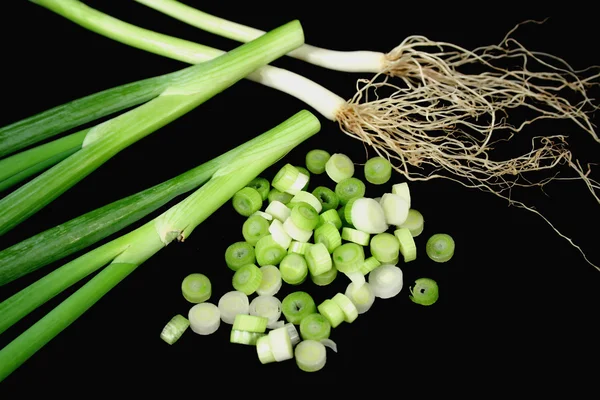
[336,20,599,268]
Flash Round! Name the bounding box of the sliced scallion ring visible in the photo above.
[312,186,339,212]
[426,233,455,263]
[256,335,276,364]
[188,302,221,335]
[265,200,291,223]
[283,216,313,243]
[379,193,409,226]
[391,182,411,208]
[281,291,317,325]
[345,282,376,314]
[290,191,322,214]
[317,299,345,328]
[288,241,312,255]
[364,156,392,185]
[272,163,300,193]
[305,242,333,276]
[232,263,263,295]
[317,209,342,230]
[343,270,366,288]
[360,256,381,275]
[346,197,388,234]
[181,273,211,304]
[409,278,440,306]
[295,166,311,191]
[305,149,331,174]
[224,241,255,272]
[331,293,358,323]
[160,314,189,345]
[249,295,282,329]
[325,153,354,183]
[295,340,327,372]
[246,177,270,201]
[267,188,293,205]
[320,338,338,353]
[252,210,273,221]
[230,329,265,345]
[370,232,400,264]
[218,290,250,324]
[332,242,365,273]
[256,265,282,296]
[290,201,319,231]
[255,234,287,266]
[285,322,301,346]
[299,313,331,341]
[232,186,263,217]
[279,253,309,285]
[310,265,338,286]
[394,228,417,262]
[233,314,268,333]
[398,209,424,237]
[242,214,270,246]
[268,326,294,362]
[368,265,404,299]
[335,177,366,205]
[268,218,292,250]
[341,227,370,246]
[313,222,342,253]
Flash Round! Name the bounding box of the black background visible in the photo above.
[1,1,598,393]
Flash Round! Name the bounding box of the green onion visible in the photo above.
[370,233,400,264]
[310,265,338,286]
[265,200,292,223]
[281,291,317,325]
[290,202,319,231]
[189,302,221,335]
[426,233,455,263]
[317,299,345,328]
[267,188,293,205]
[295,340,327,372]
[312,186,339,212]
[335,177,366,205]
[268,219,293,250]
[242,214,270,246]
[232,187,263,217]
[332,243,365,273]
[305,149,331,174]
[255,265,282,297]
[398,208,425,237]
[368,265,404,299]
[364,156,392,185]
[283,217,313,243]
[341,227,370,246]
[331,293,358,323]
[289,191,323,213]
[0,17,305,236]
[394,228,417,262]
[224,241,256,272]
[295,166,311,191]
[345,282,376,314]
[230,330,265,345]
[325,153,355,183]
[160,314,190,345]
[345,197,388,234]
[285,322,302,346]
[181,273,212,303]
[256,335,276,364]
[317,209,342,230]
[232,264,263,295]
[313,222,342,253]
[380,193,410,226]
[299,313,331,341]
[255,234,287,266]
[360,256,382,275]
[288,241,312,256]
[267,326,294,362]
[391,182,412,209]
[272,164,302,194]
[247,177,270,201]
[279,253,309,285]
[305,242,333,276]
[218,291,250,325]
[249,295,282,329]
[409,278,440,306]
[233,314,268,333]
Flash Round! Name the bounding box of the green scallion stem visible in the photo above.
[0,110,320,381]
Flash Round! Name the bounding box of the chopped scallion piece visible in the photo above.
[295,340,327,372]
[224,241,256,272]
[398,208,424,237]
[370,232,400,264]
[305,242,332,276]
[299,313,331,341]
[368,265,404,299]
[295,166,311,191]
[188,302,221,335]
[246,177,270,201]
[312,186,339,212]
[310,265,338,286]
[284,322,301,346]
[325,153,354,183]
[313,222,342,253]
[256,265,282,297]
[267,188,293,205]
[394,228,417,262]
[268,326,294,362]
[317,209,342,230]
[331,293,358,323]
[218,291,250,324]
[242,214,270,246]
[425,233,455,263]
[346,197,388,234]
[281,291,317,325]
[268,219,292,250]
[290,201,319,231]
[379,193,409,226]
[345,282,376,314]
[256,335,276,364]
[233,314,268,333]
[359,256,381,275]
[279,253,309,285]
[332,243,365,273]
[272,164,300,193]
[409,278,440,306]
[317,299,345,328]
[290,191,322,213]
[391,182,411,209]
[288,241,312,255]
[265,200,291,222]
[160,314,189,345]
[232,263,263,295]
[230,329,264,345]
[283,216,313,243]
[305,149,330,174]
[232,186,263,217]
[254,234,287,266]
[335,177,366,205]
[181,273,211,303]
[249,295,282,329]
[341,227,370,246]
[364,156,392,185]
